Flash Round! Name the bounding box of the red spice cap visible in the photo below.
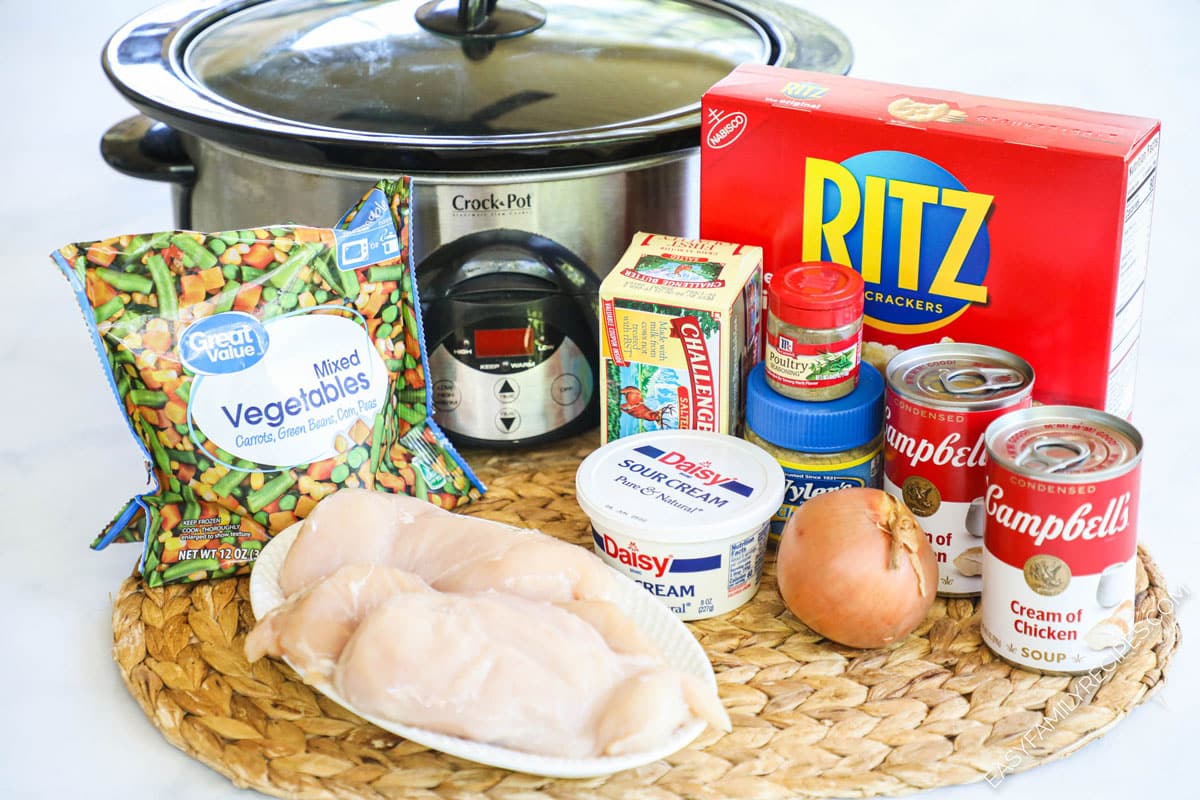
[768,262,865,329]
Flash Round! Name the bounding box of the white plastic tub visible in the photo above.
[575,430,785,620]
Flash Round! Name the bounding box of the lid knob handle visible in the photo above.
[416,0,546,40]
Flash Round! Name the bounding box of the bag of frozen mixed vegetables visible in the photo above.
[52,178,483,587]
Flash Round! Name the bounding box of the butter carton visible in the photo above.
[600,233,762,443]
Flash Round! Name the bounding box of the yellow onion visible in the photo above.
[775,488,938,648]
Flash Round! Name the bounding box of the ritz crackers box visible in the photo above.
[600,233,762,443]
[701,65,1160,418]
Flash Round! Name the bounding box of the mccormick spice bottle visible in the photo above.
[764,262,864,402]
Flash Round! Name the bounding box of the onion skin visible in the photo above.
[775,488,939,649]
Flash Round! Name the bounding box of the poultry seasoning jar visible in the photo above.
[764,262,864,401]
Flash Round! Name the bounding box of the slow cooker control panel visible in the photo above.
[427,319,594,441]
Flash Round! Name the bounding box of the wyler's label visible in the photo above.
[574,430,785,620]
[702,65,1161,417]
[599,233,763,444]
[770,449,880,539]
[184,310,388,468]
[883,344,1033,595]
[981,407,1143,674]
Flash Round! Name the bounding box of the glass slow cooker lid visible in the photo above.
[184,0,769,138]
[104,0,852,169]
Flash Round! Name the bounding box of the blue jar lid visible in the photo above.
[745,361,884,454]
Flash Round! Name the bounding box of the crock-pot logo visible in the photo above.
[802,151,993,334]
[706,109,748,150]
[450,192,533,213]
[593,531,721,581]
[180,312,268,375]
[633,444,752,496]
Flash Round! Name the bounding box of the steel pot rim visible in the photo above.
[102,0,852,172]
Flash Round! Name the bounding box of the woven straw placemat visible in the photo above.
[112,432,1180,799]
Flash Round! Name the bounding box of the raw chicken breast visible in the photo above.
[334,590,730,757]
[278,489,615,603]
[594,670,730,756]
[244,563,431,683]
[553,600,662,659]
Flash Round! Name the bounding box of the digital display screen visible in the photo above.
[474,327,534,358]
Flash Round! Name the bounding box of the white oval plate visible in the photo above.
[248,523,716,778]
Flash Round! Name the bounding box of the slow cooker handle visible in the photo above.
[101,114,195,185]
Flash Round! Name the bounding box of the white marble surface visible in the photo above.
[1,0,1192,797]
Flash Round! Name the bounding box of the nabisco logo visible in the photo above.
[886,425,987,469]
[601,533,672,578]
[707,109,748,150]
[985,484,1130,547]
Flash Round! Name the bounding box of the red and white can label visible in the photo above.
[765,330,861,389]
[883,395,1027,594]
[981,459,1140,672]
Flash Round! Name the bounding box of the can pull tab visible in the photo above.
[1015,437,1092,474]
[938,367,1025,395]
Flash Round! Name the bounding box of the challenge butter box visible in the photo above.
[600,233,762,443]
[701,65,1160,417]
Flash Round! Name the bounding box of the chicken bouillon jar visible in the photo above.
[745,361,885,543]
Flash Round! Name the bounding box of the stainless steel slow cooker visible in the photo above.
[102,0,850,252]
[101,0,850,446]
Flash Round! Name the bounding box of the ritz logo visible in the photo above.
[802,151,993,334]
[782,81,828,100]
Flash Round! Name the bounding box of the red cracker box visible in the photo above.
[701,65,1160,418]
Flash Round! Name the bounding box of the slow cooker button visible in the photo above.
[433,380,461,411]
[551,374,582,406]
[494,378,520,403]
[496,408,521,433]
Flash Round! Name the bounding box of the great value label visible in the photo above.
[186,311,388,467]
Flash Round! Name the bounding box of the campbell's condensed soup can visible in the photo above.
[981,406,1142,674]
[884,344,1034,595]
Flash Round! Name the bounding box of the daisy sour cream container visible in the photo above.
[575,430,785,620]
